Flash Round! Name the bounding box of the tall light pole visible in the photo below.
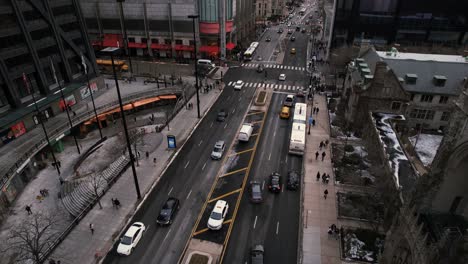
[81,53,103,139]
[117,0,134,80]
[188,14,201,118]
[22,73,62,183]
[100,47,141,199]
[49,57,81,154]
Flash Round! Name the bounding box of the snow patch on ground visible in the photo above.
[409,134,443,166]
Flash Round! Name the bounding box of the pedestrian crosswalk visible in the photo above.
[241,63,306,72]
[226,81,305,92]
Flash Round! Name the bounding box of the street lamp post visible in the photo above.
[117,0,134,80]
[188,14,201,118]
[49,58,81,154]
[22,73,62,183]
[101,47,141,199]
[81,53,103,139]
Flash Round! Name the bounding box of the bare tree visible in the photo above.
[89,170,106,209]
[3,213,61,263]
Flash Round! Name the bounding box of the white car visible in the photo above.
[207,200,229,230]
[211,140,226,160]
[234,80,244,90]
[117,222,146,255]
[279,74,286,81]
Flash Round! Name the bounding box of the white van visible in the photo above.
[197,59,215,69]
[238,123,254,142]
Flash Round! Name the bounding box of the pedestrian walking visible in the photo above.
[313,107,316,114]
[315,151,319,160]
[326,174,330,184]
[72,111,76,117]
[319,141,324,150]
[321,151,326,161]
[25,205,32,215]
[316,171,320,181]
[316,107,320,114]
[325,139,329,147]
[114,199,121,209]
[134,117,137,122]
[111,198,116,209]
[137,151,141,158]
[153,157,157,166]
[322,173,327,183]
[57,161,61,168]
[89,223,94,234]
[328,227,333,235]
[146,151,149,159]
[324,189,328,199]
[312,119,316,126]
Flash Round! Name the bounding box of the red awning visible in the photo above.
[226,42,236,50]
[175,45,194,51]
[150,43,172,50]
[199,46,219,53]
[128,42,147,48]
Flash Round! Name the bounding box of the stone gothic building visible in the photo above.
[381,80,468,264]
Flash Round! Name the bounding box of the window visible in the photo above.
[164,39,171,45]
[391,101,401,110]
[439,96,449,104]
[420,95,433,103]
[151,38,159,44]
[128,37,135,43]
[440,111,450,121]
[425,110,435,120]
[410,93,415,101]
[141,38,147,43]
[175,39,183,45]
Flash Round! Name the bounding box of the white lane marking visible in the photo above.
[163,228,172,242]
[268,152,271,160]
[202,162,207,171]
[184,161,190,169]
[210,122,213,128]
[227,95,231,100]
[282,184,284,193]
[286,155,288,164]
[253,215,258,229]
[168,187,173,196]
[198,140,203,146]
[273,131,276,138]
[228,81,233,86]
[262,180,265,190]
[232,108,236,114]
[224,123,228,129]
[276,221,280,235]
[186,189,192,199]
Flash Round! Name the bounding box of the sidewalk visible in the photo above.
[301,94,341,264]
[0,68,226,263]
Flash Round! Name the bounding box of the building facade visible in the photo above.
[0,0,100,144]
[80,0,254,59]
[332,0,468,48]
[344,47,468,131]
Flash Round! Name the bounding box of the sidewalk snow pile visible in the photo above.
[409,134,443,166]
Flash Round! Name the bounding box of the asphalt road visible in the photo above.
[102,69,257,264]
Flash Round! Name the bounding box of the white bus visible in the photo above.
[243,42,259,61]
[289,103,307,155]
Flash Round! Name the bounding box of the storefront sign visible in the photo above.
[80,82,98,99]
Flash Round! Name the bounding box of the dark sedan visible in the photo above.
[156,197,180,225]
[249,181,263,203]
[287,171,300,190]
[268,172,282,193]
[217,109,228,122]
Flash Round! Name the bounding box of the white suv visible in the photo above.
[234,80,244,90]
[117,222,146,255]
[207,200,229,230]
[211,141,226,160]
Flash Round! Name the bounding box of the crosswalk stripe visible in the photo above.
[301,67,305,71]
[241,64,245,66]
[287,85,291,90]
[228,81,233,86]
[267,84,272,88]
[275,84,279,89]
[278,85,283,89]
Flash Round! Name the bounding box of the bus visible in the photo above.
[299,8,306,16]
[289,103,307,155]
[243,42,259,61]
[96,59,129,73]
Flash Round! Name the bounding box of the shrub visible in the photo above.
[344,144,354,152]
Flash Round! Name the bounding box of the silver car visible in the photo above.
[211,141,225,160]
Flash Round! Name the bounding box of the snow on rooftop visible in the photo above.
[409,134,443,167]
[377,51,467,63]
[372,113,408,189]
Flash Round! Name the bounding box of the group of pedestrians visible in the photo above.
[315,151,327,161]
[316,171,331,184]
[327,224,342,240]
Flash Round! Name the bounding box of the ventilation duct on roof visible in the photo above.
[433,75,447,87]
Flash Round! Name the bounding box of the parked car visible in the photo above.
[217,109,228,122]
[290,36,296,41]
[211,140,226,160]
[290,48,296,54]
[265,36,271,42]
[234,80,244,90]
[249,181,263,203]
[284,94,295,107]
[268,172,282,193]
[277,28,283,33]
[156,197,180,225]
[279,73,286,81]
[251,245,264,264]
[117,222,146,255]
[287,171,300,190]
[207,200,229,230]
